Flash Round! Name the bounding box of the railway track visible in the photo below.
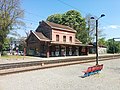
[0,54,120,75]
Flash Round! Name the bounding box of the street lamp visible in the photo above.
[91,14,105,65]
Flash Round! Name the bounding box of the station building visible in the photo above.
[26,21,91,57]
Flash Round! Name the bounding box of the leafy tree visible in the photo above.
[106,39,120,53]
[0,0,24,53]
[47,14,63,24]
[2,37,10,51]
[98,38,106,46]
[47,10,88,44]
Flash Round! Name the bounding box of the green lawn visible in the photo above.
[0,55,30,60]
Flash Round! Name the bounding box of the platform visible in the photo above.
[0,54,119,65]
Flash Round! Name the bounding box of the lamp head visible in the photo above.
[90,17,95,19]
[101,14,105,17]
[91,14,105,20]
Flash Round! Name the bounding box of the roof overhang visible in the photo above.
[51,41,92,47]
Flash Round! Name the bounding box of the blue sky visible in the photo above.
[18,0,120,40]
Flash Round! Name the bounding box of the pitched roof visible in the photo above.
[51,38,82,46]
[75,38,82,44]
[26,31,50,42]
[33,32,50,41]
[44,21,76,33]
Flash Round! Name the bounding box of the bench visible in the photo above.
[82,64,103,77]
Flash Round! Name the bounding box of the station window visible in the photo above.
[56,35,59,41]
[70,36,72,42]
[63,36,66,42]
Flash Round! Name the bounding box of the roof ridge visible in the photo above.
[46,21,72,29]
[44,21,76,33]
[43,21,52,28]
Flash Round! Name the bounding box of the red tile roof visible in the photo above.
[45,21,76,33]
[33,32,50,41]
[75,38,82,44]
[51,41,90,46]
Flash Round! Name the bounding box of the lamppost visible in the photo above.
[91,14,105,65]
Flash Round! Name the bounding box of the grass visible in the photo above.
[0,55,29,60]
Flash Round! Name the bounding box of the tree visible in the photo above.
[106,39,120,53]
[47,10,88,44]
[2,37,10,51]
[47,14,63,24]
[0,0,24,53]
[98,38,106,46]
[18,37,26,51]
[85,14,106,43]
[85,14,96,43]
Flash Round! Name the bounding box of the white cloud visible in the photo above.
[109,25,120,29]
[103,25,120,30]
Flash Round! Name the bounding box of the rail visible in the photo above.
[0,54,120,75]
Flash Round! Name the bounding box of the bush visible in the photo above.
[2,51,8,56]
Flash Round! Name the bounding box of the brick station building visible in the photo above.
[26,21,91,57]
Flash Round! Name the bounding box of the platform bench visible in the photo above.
[82,64,103,78]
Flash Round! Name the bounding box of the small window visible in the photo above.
[56,35,59,41]
[63,36,66,42]
[70,36,72,42]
